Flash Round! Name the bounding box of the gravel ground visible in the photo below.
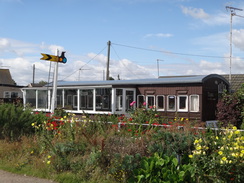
[0,170,57,183]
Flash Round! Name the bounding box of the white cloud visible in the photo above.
[180,5,231,26]
[144,33,173,38]
[232,29,244,51]
[181,6,210,19]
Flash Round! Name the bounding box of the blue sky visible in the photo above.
[0,0,244,85]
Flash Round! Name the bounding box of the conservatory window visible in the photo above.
[26,90,36,108]
[80,89,93,110]
[116,89,123,111]
[95,88,111,111]
[167,95,176,111]
[37,90,48,109]
[190,95,199,112]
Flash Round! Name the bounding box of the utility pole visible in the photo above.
[50,49,59,114]
[226,6,244,89]
[106,40,111,80]
[32,64,35,84]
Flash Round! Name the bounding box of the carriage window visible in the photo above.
[177,95,188,112]
[146,95,155,108]
[137,95,145,108]
[190,95,199,112]
[156,95,164,111]
[167,95,176,111]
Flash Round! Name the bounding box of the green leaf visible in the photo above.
[172,158,178,167]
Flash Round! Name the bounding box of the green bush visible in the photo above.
[0,103,46,141]
[129,153,195,183]
[189,127,244,182]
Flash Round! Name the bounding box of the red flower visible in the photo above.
[128,129,132,132]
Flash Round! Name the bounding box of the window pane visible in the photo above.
[157,95,164,110]
[96,88,111,111]
[168,96,176,111]
[26,90,36,108]
[126,90,134,111]
[116,89,123,111]
[37,90,48,109]
[80,89,93,110]
[190,95,199,112]
[64,89,77,110]
[147,96,155,108]
[179,96,187,111]
[137,95,144,108]
[57,89,63,108]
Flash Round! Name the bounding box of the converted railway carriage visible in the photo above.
[22,74,229,121]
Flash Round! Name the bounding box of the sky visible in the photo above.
[0,0,244,86]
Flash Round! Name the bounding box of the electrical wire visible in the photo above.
[111,44,139,78]
[61,46,107,81]
[112,42,241,59]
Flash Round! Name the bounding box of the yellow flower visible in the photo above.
[216,136,219,140]
[222,157,227,161]
[64,116,67,119]
[194,139,199,144]
[218,151,223,155]
[234,130,240,135]
[196,145,202,150]
[31,123,35,126]
[233,126,237,130]
[188,155,193,158]
[47,160,51,165]
[47,155,51,159]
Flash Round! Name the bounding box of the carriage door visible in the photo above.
[115,89,135,113]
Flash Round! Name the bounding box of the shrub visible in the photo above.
[189,126,244,182]
[0,103,46,141]
[217,84,244,128]
[129,153,195,183]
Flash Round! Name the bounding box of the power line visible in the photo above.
[112,42,242,59]
[61,46,107,81]
[111,44,139,78]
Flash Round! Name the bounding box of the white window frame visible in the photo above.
[156,95,165,111]
[3,91,11,98]
[167,95,176,111]
[190,95,199,112]
[177,95,188,112]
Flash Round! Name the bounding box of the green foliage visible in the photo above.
[0,103,46,141]
[130,153,195,183]
[217,84,244,128]
[189,126,244,182]
[148,130,194,157]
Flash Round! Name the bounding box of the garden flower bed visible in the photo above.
[0,104,243,183]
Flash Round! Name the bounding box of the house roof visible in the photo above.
[42,74,228,87]
[221,74,244,91]
[0,69,15,85]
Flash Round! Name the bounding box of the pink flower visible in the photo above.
[130,101,136,106]
[143,102,146,106]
